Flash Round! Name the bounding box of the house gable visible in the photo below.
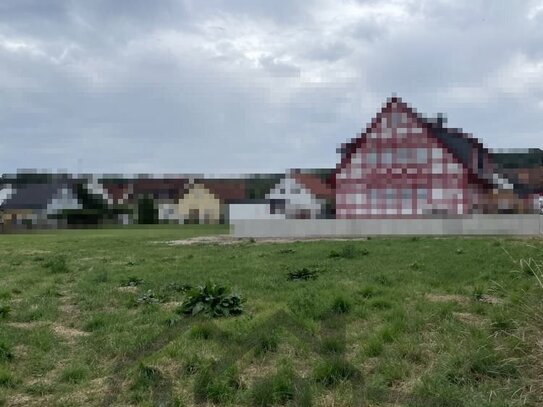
[267,176,324,218]
[335,98,471,217]
[178,183,221,223]
[46,187,83,215]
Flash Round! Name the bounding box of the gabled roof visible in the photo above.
[132,178,188,198]
[0,183,68,210]
[0,187,14,207]
[198,179,247,202]
[291,172,334,199]
[335,96,536,196]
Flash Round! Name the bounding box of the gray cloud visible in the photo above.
[0,0,542,174]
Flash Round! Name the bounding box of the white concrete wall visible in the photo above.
[231,215,543,238]
[229,203,285,221]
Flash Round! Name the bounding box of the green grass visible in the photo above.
[0,226,542,406]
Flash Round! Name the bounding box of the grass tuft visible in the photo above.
[331,295,352,314]
[136,290,162,305]
[0,366,15,387]
[193,365,241,404]
[0,304,11,319]
[120,276,144,287]
[0,341,14,362]
[189,322,216,340]
[43,255,69,273]
[329,244,365,259]
[59,364,89,384]
[321,337,346,355]
[287,267,319,281]
[313,357,359,387]
[251,364,298,406]
[254,332,279,356]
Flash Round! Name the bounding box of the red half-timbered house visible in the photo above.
[334,97,538,218]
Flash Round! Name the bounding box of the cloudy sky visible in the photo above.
[1,0,543,175]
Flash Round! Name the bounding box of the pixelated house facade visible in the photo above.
[0,183,82,228]
[335,97,539,218]
[266,171,334,219]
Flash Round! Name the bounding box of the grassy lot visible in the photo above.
[0,227,542,406]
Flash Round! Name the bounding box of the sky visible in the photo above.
[1,0,543,175]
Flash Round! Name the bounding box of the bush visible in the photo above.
[287,268,318,281]
[43,255,69,273]
[179,282,244,317]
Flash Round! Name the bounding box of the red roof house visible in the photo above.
[334,97,538,218]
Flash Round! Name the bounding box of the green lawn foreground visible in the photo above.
[0,226,542,406]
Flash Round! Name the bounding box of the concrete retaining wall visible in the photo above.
[231,215,543,238]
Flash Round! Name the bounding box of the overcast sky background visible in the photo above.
[1,0,543,175]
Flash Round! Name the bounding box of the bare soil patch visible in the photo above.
[162,235,369,246]
[453,312,486,326]
[7,321,47,330]
[162,301,182,311]
[7,394,53,407]
[117,286,138,293]
[425,293,470,305]
[476,294,503,305]
[51,323,89,341]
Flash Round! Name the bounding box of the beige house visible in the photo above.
[178,183,221,224]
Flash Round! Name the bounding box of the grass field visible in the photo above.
[0,226,542,406]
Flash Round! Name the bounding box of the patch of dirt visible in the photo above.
[117,286,138,293]
[57,376,108,406]
[20,249,52,255]
[58,303,78,315]
[162,235,369,246]
[425,293,470,304]
[13,344,29,359]
[51,323,89,341]
[7,394,53,407]
[240,359,278,388]
[453,312,486,326]
[7,321,47,330]
[476,295,503,305]
[162,301,182,311]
